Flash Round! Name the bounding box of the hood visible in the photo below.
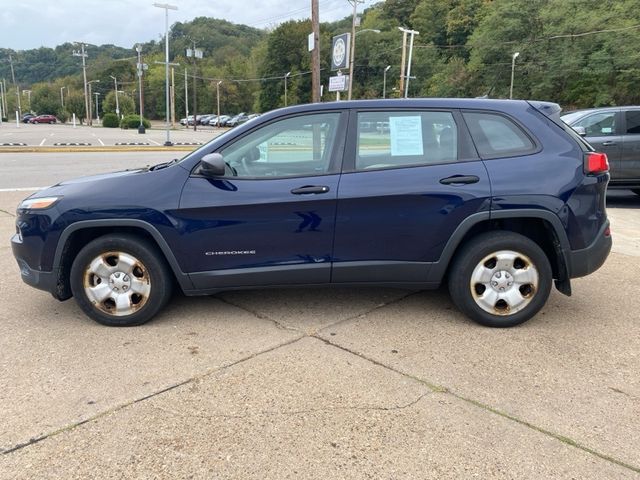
[54,169,146,186]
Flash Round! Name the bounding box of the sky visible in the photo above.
[0,0,378,51]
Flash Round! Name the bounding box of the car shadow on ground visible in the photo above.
[607,189,640,209]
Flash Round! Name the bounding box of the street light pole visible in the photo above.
[510,52,520,100]
[87,80,100,126]
[216,81,222,125]
[60,86,66,109]
[382,65,391,98]
[94,92,100,122]
[398,27,419,98]
[22,90,31,112]
[136,45,146,133]
[284,71,291,106]
[109,75,120,117]
[153,2,178,146]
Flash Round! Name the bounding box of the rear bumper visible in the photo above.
[566,221,612,278]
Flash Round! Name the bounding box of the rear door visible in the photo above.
[332,109,491,284]
[621,109,640,182]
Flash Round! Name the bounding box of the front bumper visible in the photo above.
[12,233,61,297]
[566,221,612,279]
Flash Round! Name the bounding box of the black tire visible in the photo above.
[448,231,552,328]
[70,234,173,326]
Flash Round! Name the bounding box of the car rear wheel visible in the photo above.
[70,234,172,326]
[448,232,552,327]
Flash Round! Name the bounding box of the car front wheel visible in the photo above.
[448,232,552,327]
[70,234,173,326]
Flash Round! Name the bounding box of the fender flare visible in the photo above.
[427,209,571,283]
[53,219,194,291]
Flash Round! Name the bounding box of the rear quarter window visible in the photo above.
[463,111,536,158]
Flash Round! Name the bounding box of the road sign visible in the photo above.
[328,74,349,92]
[331,33,350,71]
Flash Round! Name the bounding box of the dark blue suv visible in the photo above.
[11,99,612,327]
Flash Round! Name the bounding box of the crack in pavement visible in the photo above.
[0,334,304,456]
[316,336,640,475]
[3,292,639,476]
[0,208,16,217]
[150,391,432,421]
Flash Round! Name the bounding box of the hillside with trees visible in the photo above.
[2,0,639,122]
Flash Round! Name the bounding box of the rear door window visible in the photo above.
[355,110,458,170]
[625,110,640,134]
[462,112,536,158]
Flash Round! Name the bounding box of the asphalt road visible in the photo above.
[0,152,639,478]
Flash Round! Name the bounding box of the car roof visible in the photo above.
[561,105,640,117]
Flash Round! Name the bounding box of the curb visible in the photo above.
[0,146,199,153]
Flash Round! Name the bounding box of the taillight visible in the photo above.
[584,152,609,174]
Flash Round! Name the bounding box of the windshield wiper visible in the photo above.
[149,158,179,171]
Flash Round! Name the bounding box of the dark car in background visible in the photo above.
[29,114,57,124]
[562,106,640,195]
[12,99,611,328]
[22,113,35,123]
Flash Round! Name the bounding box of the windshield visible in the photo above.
[560,111,586,125]
[177,114,263,166]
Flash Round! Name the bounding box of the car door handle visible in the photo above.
[290,185,330,195]
[601,141,616,146]
[439,175,480,185]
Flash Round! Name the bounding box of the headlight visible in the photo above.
[18,196,62,210]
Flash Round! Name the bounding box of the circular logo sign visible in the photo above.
[333,38,346,67]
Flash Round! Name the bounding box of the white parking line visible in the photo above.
[0,187,47,192]
[148,138,162,146]
[40,138,47,146]
[98,139,105,146]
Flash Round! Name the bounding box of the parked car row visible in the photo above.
[21,113,58,124]
[179,113,260,128]
[562,106,640,195]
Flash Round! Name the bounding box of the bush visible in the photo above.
[102,113,119,128]
[120,114,150,129]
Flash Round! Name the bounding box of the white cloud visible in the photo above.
[0,0,377,51]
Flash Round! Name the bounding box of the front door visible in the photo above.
[176,111,346,290]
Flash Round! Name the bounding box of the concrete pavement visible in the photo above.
[0,175,639,477]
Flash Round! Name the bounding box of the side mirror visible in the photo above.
[573,126,587,137]
[200,153,226,177]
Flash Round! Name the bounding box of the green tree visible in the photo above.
[102,90,135,116]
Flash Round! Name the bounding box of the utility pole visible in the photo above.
[109,75,120,117]
[2,79,8,115]
[347,0,363,100]
[184,68,189,126]
[398,29,407,96]
[72,44,89,125]
[22,90,32,112]
[398,27,419,98]
[8,55,22,119]
[311,0,320,103]
[60,86,66,109]
[510,52,520,100]
[154,3,178,146]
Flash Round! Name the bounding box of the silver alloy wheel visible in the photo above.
[469,250,539,316]
[83,251,151,316]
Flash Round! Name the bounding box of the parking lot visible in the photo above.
[0,150,639,478]
[0,122,224,148]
